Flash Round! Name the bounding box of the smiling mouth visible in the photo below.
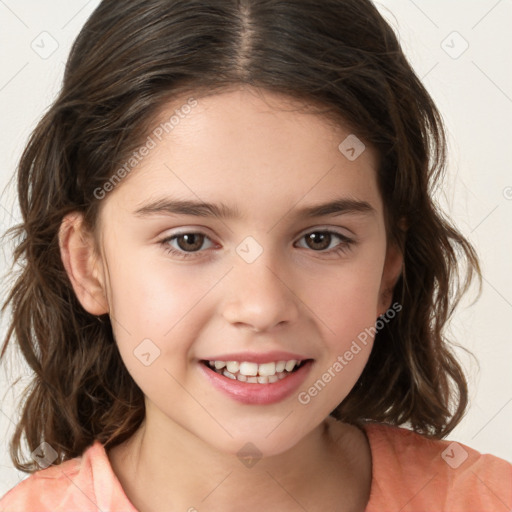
[200,359,311,384]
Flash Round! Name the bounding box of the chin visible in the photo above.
[197,418,313,460]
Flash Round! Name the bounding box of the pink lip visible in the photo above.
[200,351,309,364]
[198,359,314,405]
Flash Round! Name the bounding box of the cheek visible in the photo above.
[103,257,216,405]
[105,250,216,335]
[103,249,232,374]
[308,255,385,343]
[298,278,378,413]
[300,250,385,400]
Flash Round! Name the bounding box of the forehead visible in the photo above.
[101,86,382,221]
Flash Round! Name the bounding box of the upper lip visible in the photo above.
[200,351,311,364]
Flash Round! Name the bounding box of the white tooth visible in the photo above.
[275,361,286,372]
[247,376,258,383]
[268,375,278,383]
[257,376,269,384]
[258,362,276,376]
[239,361,258,376]
[223,370,236,380]
[209,360,215,366]
[285,360,298,372]
[277,372,286,380]
[214,361,226,369]
[226,361,240,373]
[237,374,247,382]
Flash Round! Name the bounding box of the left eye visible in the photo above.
[160,229,354,259]
[295,231,351,252]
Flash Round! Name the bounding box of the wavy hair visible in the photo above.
[1,0,481,472]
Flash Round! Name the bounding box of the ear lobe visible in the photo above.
[378,240,403,316]
[59,212,109,316]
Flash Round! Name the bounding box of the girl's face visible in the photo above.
[84,87,401,456]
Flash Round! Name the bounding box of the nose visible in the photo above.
[221,251,301,332]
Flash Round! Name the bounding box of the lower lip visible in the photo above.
[198,360,313,405]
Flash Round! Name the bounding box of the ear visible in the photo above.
[59,212,109,315]
[377,239,403,317]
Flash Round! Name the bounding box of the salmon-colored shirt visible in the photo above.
[1,422,511,511]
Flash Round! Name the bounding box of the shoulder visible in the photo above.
[0,441,136,512]
[0,454,83,512]
[362,422,512,512]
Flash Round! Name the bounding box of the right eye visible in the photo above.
[160,232,216,259]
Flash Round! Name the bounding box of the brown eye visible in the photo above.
[295,230,355,257]
[303,232,332,251]
[174,233,206,252]
[160,231,216,260]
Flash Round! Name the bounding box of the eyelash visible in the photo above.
[159,229,355,260]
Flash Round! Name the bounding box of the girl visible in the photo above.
[1,0,510,511]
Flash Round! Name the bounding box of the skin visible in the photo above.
[60,85,403,512]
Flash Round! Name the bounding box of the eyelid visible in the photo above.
[296,224,354,239]
[158,226,217,244]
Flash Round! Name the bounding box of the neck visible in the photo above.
[108,409,372,512]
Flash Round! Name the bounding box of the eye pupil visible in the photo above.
[306,232,331,251]
[177,233,204,252]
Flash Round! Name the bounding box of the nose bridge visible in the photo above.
[221,238,300,331]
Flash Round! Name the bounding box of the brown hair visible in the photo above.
[1,0,481,473]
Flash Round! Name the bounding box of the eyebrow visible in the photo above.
[133,196,375,220]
